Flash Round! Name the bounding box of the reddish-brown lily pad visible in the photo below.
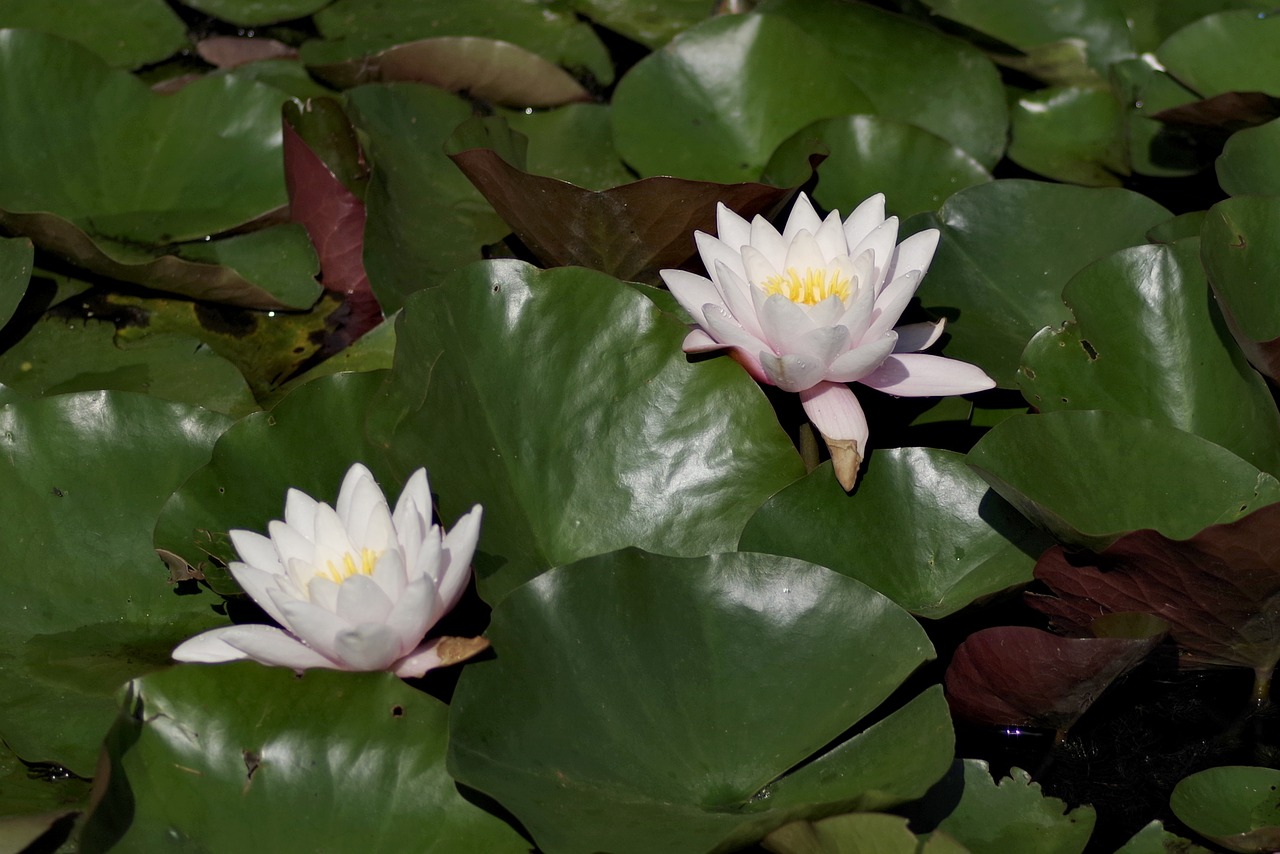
[1030,502,1280,701]
[946,615,1166,734]
[446,117,817,283]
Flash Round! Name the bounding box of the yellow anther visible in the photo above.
[760,267,851,306]
[323,548,381,584]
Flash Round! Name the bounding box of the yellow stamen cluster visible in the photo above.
[322,547,382,584]
[760,267,852,306]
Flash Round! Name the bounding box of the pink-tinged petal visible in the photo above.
[813,210,848,261]
[851,216,900,293]
[391,637,446,678]
[727,347,771,384]
[759,351,828,392]
[859,353,996,396]
[282,487,319,533]
[842,194,886,249]
[716,203,752,251]
[227,561,291,626]
[758,293,817,352]
[781,229,826,274]
[893,319,946,353]
[704,303,774,356]
[332,623,401,670]
[229,529,283,576]
[741,244,781,289]
[335,573,394,624]
[696,231,748,286]
[782,193,823,243]
[661,269,721,328]
[825,332,898,382]
[174,624,337,670]
[713,260,767,341]
[883,228,939,283]
[863,270,922,343]
[799,381,869,489]
[273,593,346,660]
[683,328,722,352]
[749,214,788,270]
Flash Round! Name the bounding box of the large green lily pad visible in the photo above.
[1201,195,1280,383]
[178,0,331,26]
[79,664,529,852]
[1217,118,1280,195]
[909,180,1171,387]
[0,392,230,777]
[0,236,32,331]
[1157,10,1280,97]
[610,12,873,183]
[1008,85,1127,186]
[448,549,950,854]
[368,260,805,602]
[966,410,1280,550]
[0,0,186,68]
[1020,239,1280,476]
[566,0,712,48]
[1170,766,1280,853]
[739,450,1051,619]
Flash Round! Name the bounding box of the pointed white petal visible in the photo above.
[714,260,767,341]
[696,231,748,286]
[863,270,922,343]
[759,351,826,391]
[227,562,291,626]
[749,214,788,270]
[282,487,319,534]
[332,624,402,671]
[174,624,336,671]
[892,319,946,353]
[814,209,849,259]
[715,203,752,250]
[683,328,722,352]
[842,193,886,249]
[272,593,346,661]
[740,244,781,289]
[335,573,395,625]
[825,332,898,382]
[852,216,900,294]
[799,381,869,452]
[859,354,996,396]
[661,269,721,328]
[229,529,283,576]
[883,228,940,284]
[782,193,823,242]
[781,229,826,273]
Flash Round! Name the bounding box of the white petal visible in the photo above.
[740,244,781,289]
[273,593,346,661]
[338,468,394,551]
[807,292,847,328]
[335,463,377,529]
[813,209,849,260]
[391,638,447,678]
[371,545,409,602]
[385,574,436,652]
[227,561,291,627]
[825,332,898,383]
[266,519,317,572]
[228,529,283,576]
[311,502,357,560]
[704,303,774,356]
[696,231,748,287]
[799,381,869,449]
[174,624,336,671]
[307,575,341,612]
[863,271,922,343]
[759,351,827,392]
[661,269,721,328]
[282,487,319,534]
[436,507,480,616]
[332,624,402,671]
[683,328,722,352]
[758,293,817,353]
[781,230,826,273]
[842,193,886,249]
[851,216,900,294]
[749,214,788,270]
[883,228,940,284]
[782,193,823,242]
[715,202,752,250]
[713,260,767,341]
[335,573,395,625]
[859,354,996,396]
[892,319,946,353]
[392,468,432,535]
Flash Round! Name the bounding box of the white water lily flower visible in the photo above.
[173,463,483,678]
[660,192,994,488]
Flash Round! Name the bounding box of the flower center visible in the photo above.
[322,548,382,584]
[759,267,851,306]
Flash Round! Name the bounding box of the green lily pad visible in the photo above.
[1008,86,1128,186]
[966,410,1280,550]
[610,12,874,183]
[1201,195,1280,383]
[0,392,230,776]
[1170,766,1280,853]
[178,0,331,26]
[448,549,950,854]
[0,236,32,331]
[260,315,395,407]
[909,180,1171,387]
[0,744,90,824]
[79,664,529,853]
[0,0,186,68]
[1217,118,1280,195]
[1157,10,1280,98]
[739,450,1051,619]
[0,316,259,417]
[501,103,634,191]
[1147,211,1206,244]
[154,370,389,584]
[0,29,313,309]
[1110,58,1209,178]
[760,0,1007,169]
[1113,820,1210,854]
[929,761,1095,854]
[565,0,711,47]
[766,116,992,219]
[1020,240,1280,476]
[765,813,971,854]
[368,261,805,602]
[1119,0,1275,53]
[343,83,508,313]
[912,0,1133,74]
[306,0,613,86]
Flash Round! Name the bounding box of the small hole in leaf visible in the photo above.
[217,486,226,494]
[391,705,404,718]
[1023,367,1036,380]
[1080,339,1099,361]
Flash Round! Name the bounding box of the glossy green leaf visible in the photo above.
[910,180,1171,387]
[760,0,1007,169]
[502,103,634,191]
[0,392,230,776]
[739,450,1051,619]
[1113,820,1210,854]
[1008,86,1128,186]
[306,0,613,86]
[0,317,259,417]
[261,315,395,407]
[168,223,321,311]
[566,0,711,47]
[178,0,331,26]
[1110,58,1208,178]
[912,0,1133,74]
[369,261,804,602]
[343,84,508,313]
[448,549,948,854]
[610,13,874,183]
[1158,10,1280,97]
[0,744,90,825]
[0,236,32,331]
[154,370,389,581]
[1020,240,1280,475]
[766,116,992,219]
[1146,211,1206,244]
[932,761,1095,854]
[1170,766,1280,853]
[966,410,1280,550]
[1118,0,1276,53]
[1217,118,1280,195]
[1202,195,1280,382]
[0,0,186,68]
[80,664,529,853]
[765,812,970,854]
